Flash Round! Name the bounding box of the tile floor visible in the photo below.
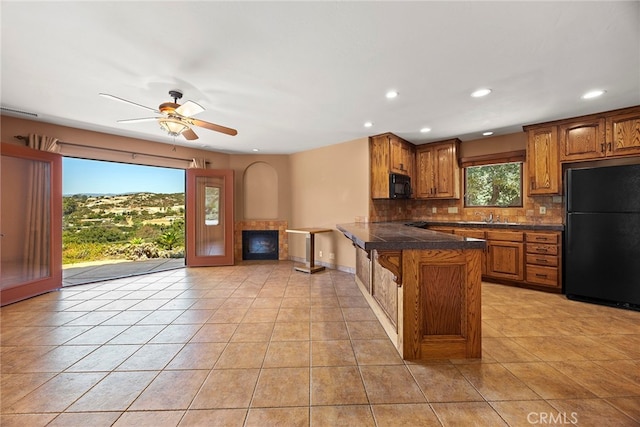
[1,261,639,426]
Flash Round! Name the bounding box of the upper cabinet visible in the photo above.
[607,109,640,157]
[526,126,560,195]
[559,118,606,162]
[415,139,460,199]
[370,133,415,199]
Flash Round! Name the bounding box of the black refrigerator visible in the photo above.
[565,163,640,310]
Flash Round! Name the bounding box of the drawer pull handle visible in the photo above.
[535,273,548,278]
[535,237,548,241]
[536,258,548,263]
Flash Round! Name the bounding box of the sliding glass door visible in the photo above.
[1,143,62,305]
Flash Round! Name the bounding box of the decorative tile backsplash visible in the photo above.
[369,196,564,225]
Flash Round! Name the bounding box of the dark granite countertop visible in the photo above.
[336,222,486,251]
[413,220,564,231]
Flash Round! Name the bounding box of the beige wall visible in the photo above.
[289,137,369,271]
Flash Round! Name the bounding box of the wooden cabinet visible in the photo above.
[526,126,561,195]
[415,139,460,199]
[370,133,415,199]
[485,230,524,281]
[454,228,486,275]
[607,109,640,157]
[525,231,562,289]
[559,118,606,162]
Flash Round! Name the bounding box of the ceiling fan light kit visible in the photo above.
[100,89,237,140]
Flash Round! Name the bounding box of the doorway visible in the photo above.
[62,158,186,285]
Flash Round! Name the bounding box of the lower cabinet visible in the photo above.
[429,225,563,292]
[485,231,525,281]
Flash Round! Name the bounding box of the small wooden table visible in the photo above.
[285,227,333,273]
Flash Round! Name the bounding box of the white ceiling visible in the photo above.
[1,1,639,155]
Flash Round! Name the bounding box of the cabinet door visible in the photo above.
[606,110,640,157]
[433,143,459,198]
[559,118,606,162]
[486,241,524,281]
[415,148,435,198]
[527,126,560,195]
[370,135,390,199]
[389,137,410,175]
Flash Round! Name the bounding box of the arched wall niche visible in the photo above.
[243,161,278,219]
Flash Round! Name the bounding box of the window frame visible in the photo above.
[460,150,526,208]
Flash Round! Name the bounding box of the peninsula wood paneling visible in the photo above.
[372,251,398,330]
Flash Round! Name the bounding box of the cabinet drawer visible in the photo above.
[454,229,486,239]
[525,232,558,244]
[428,226,455,234]
[486,230,524,242]
[526,243,558,255]
[526,265,559,287]
[526,253,558,267]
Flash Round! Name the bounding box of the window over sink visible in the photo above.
[461,151,525,208]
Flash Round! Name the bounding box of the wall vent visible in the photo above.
[0,106,38,117]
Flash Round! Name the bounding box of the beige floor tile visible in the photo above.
[281,297,311,308]
[107,324,165,344]
[64,325,129,345]
[190,369,260,409]
[251,367,309,407]
[595,359,640,385]
[271,321,310,341]
[0,413,57,427]
[112,410,184,426]
[246,407,308,427]
[431,401,508,426]
[0,372,57,410]
[5,372,106,413]
[231,322,274,342]
[338,295,370,308]
[311,340,356,366]
[116,343,182,370]
[311,296,340,307]
[190,323,238,342]
[360,365,425,404]
[250,297,282,308]
[149,324,202,343]
[547,398,639,426]
[503,362,597,399]
[550,360,640,397]
[172,309,215,324]
[215,342,268,369]
[129,369,208,410]
[351,339,404,365]
[482,337,541,362]
[179,409,247,426]
[207,308,249,323]
[311,321,349,341]
[311,366,368,405]
[408,363,484,402]
[277,307,311,322]
[263,341,310,368]
[490,400,573,427]
[456,363,540,401]
[341,307,378,321]
[188,297,226,310]
[47,411,122,427]
[166,342,226,370]
[310,306,343,321]
[19,344,97,373]
[347,320,389,340]
[310,405,375,427]
[67,371,156,412]
[241,308,279,323]
[67,344,140,371]
[606,396,640,423]
[371,403,441,426]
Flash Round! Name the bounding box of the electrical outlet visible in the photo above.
[329,253,335,260]
[319,250,323,257]
[432,207,437,213]
[448,207,458,214]
[539,206,546,215]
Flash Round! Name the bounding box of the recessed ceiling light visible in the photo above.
[582,89,606,99]
[386,90,399,99]
[483,131,494,136]
[252,148,260,152]
[471,88,492,98]
[364,121,373,128]
[420,127,431,133]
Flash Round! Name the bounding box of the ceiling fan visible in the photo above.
[99,90,237,140]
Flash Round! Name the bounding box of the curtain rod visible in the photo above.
[14,135,208,164]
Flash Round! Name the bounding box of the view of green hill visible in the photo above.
[63,192,185,265]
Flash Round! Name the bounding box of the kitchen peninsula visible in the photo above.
[337,222,485,360]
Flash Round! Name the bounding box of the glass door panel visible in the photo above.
[186,169,234,266]
[1,143,62,305]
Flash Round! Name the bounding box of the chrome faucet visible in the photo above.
[487,211,494,223]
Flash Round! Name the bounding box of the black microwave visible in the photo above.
[389,173,412,199]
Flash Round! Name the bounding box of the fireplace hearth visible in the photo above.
[242,230,279,260]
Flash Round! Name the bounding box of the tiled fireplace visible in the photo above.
[235,220,288,261]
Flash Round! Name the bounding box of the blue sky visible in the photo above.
[63,157,185,195]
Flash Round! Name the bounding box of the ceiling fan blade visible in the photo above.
[191,118,238,136]
[176,100,204,117]
[117,117,160,123]
[99,93,160,113]
[182,128,199,140]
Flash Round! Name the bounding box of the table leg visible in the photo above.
[294,233,325,273]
